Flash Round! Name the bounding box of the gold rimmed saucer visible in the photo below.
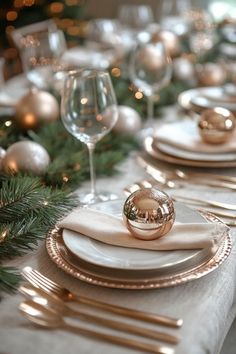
[46,211,231,290]
[144,136,236,168]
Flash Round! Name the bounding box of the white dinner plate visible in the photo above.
[153,120,236,162]
[157,142,236,162]
[62,200,216,272]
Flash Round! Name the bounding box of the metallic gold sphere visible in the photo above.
[123,188,175,240]
[196,63,226,87]
[15,89,59,131]
[156,30,180,58]
[198,107,236,144]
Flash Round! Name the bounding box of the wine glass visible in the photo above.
[129,38,172,134]
[20,28,67,90]
[61,69,118,204]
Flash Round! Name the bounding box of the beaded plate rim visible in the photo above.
[46,211,232,290]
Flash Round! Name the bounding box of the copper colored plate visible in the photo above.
[144,136,236,168]
[46,212,232,290]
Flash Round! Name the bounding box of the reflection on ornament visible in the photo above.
[196,63,226,87]
[198,107,236,144]
[0,147,6,171]
[15,89,59,131]
[156,30,180,58]
[113,105,142,133]
[123,188,175,240]
[3,141,50,175]
[137,43,168,71]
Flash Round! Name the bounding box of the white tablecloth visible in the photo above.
[0,99,236,354]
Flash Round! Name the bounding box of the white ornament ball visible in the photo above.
[173,57,196,83]
[113,106,142,133]
[2,141,50,175]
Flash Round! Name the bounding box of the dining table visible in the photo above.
[0,74,236,354]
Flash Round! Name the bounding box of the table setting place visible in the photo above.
[1,3,236,354]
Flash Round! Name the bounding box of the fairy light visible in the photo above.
[5,120,12,127]
[14,0,24,8]
[62,174,69,182]
[23,0,35,6]
[135,91,143,100]
[73,163,81,171]
[111,67,121,77]
[50,2,64,14]
[6,11,18,21]
[0,230,8,243]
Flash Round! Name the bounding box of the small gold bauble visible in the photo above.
[123,188,175,240]
[196,63,226,87]
[15,89,59,131]
[156,30,180,58]
[113,105,142,133]
[138,43,168,71]
[2,141,50,175]
[198,107,236,144]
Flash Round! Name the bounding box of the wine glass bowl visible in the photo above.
[20,29,66,90]
[61,69,118,204]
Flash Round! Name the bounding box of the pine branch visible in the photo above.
[0,266,21,297]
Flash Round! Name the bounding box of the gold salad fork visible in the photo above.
[19,300,175,354]
[22,267,183,328]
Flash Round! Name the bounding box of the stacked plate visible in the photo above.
[144,120,236,168]
[178,86,236,115]
[46,200,231,290]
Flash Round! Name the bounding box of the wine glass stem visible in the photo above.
[87,143,97,197]
[147,95,154,125]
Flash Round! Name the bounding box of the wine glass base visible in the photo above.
[79,191,118,205]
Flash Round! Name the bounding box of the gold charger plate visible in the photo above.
[144,136,236,168]
[46,212,232,290]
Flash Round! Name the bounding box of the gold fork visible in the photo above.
[22,267,183,328]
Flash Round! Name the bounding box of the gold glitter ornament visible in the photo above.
[123,188,175,240]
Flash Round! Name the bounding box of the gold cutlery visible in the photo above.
[137,155,236,190]
[22,267,183,328]
[171,195,236,211]
[19,283,179,344]
[19,300,175,354]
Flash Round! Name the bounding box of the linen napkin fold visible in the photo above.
[58,207,228,251]
[154,120,236,154]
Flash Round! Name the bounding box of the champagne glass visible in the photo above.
[129,38,172,134]
[61,69,118,204]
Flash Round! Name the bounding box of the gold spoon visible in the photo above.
[19,300,174,354]
[19,283,179,344]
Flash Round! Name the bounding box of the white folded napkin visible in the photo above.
[58,207,228,251]
[154,120,236,154]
